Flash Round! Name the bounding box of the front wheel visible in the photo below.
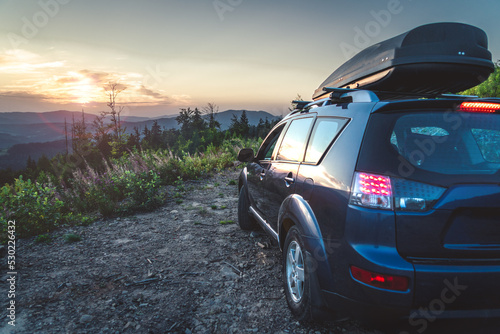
[237,187,258,230]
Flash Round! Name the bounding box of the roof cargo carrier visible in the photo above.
[313,22,495,100]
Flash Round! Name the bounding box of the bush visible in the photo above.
[0,176,66,238]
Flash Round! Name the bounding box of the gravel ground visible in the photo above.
[2,168,499,334]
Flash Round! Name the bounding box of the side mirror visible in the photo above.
[237,148,255,162]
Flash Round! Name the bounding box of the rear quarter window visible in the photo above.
[304,117,348,164]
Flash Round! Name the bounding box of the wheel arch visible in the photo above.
[238,167,248,193]
[278,194,325,252]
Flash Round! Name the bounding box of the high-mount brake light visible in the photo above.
[460,102,500,113]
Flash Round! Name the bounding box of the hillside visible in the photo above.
[0,109,280,170]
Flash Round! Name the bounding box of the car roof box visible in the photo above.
[313,22,495,100]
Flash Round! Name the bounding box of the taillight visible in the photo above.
[350,172,446,212]
[460,102,500,113]
[392,178,446,211]
[350,172,392,210]
[350,266,409,292]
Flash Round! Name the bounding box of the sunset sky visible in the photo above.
[1,0,500,117]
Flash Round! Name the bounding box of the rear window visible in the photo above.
[357,111,500,186]
[391,112,500,175]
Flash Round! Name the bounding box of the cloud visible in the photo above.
[0,91,52,100]
[78,69,111,85]
[138,85,166,100]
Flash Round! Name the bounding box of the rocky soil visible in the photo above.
[2,167,499,334]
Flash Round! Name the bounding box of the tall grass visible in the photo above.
[0,137,261,240]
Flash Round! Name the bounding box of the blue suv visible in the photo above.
[236,22,500,322]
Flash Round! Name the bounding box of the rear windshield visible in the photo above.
[358,111,500,184]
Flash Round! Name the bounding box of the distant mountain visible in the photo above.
[210,110,280,130]
[0,139,69,171]
[0,109,280,170]
[0,110,151,125]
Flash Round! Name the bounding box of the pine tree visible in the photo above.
[239,110,250,137]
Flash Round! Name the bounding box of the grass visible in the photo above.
[228,180,237,186]
[211,205,217,210]
[219,220,235,225]
[34,234,52,244]
[198,207,208,216]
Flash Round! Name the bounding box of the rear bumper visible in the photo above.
[320,244,500,319]
[314,205,500,320]
[321,289,500,321]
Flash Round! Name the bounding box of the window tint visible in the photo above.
[391,113,500,175]
[471,128,500,163]
[304,118,347,163]
[276,117,314,162]
[257,124,285,160]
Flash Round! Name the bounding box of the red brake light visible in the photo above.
[350,172,393,210]
[460,102,500,113]
[350,266,409,292]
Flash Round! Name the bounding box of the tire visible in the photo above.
[283,226,325,322]
[237,186,258,230]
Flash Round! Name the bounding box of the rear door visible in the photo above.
[265,116,315,226]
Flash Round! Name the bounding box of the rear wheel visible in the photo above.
[283,227,314,322]
[237,187,258,230]
[283,226,333,322]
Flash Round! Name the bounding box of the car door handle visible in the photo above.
[259,170,266,181]
[284,177,295,183]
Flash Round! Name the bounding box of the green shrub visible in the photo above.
[34,234,52,244]
[0,176,67,238]
[63,233,82,243]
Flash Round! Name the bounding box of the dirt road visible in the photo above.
[2,168,498,334]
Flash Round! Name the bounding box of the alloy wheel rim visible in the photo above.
[286,240,305,303]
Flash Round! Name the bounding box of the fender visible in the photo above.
[278,194,325,254]
[238,167,248,193]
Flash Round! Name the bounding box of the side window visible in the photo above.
[257,124,285,160]
[304,118,348,164]
[276,117,314,162]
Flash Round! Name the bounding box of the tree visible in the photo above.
[176,107,207,137]
[150,120,163,149]
[127,126,141,151]
[104,83,127,140]
[239,110,250,137]
[71,109,92,156]
[461,62,500,97]
[203,102,221,129]
[104,83,128,156]
[229,114,240,136]
[26,156,37,171]
[92,111,112,158]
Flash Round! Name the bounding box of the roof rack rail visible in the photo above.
[322,87,475,101]
[291,100,312,109]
